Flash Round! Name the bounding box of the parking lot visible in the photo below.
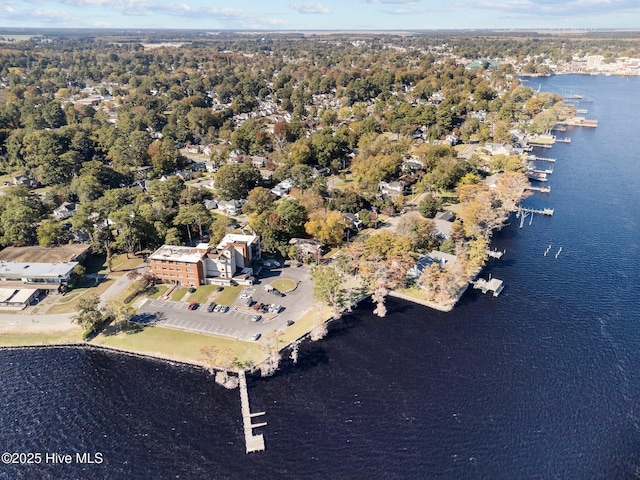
[133,262,315,342]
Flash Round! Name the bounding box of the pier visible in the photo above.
[562,117,598,128]
[527,155,556,163]
[519,207,554,216]
[472,278,504,297]
[526,185,551,193]
[238,371,266,453]
[528,166,553,175]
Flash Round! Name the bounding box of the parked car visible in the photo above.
[207,302,216,312]
[220,305,229,313]
[251,333,261,341]
[187,302,199,310]
[188,287,196,293]
[214,304,223,312]
[251,315,262,322]
[286,320,295,326]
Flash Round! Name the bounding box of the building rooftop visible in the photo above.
[0,245,90,263]
[0,261,78,278]
[217,234,259,250]
[148,245,205,264]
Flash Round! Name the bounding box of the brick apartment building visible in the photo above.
[149,234,260,286]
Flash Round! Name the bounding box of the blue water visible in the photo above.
[1,75,639,479]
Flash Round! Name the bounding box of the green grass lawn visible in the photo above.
[213,285,242,306]
[270,278,297,293]
[186,285,219,304]
[147,285,168,299]
[92,325,262,366]
[171,287,188,301]
[0,328,84,347]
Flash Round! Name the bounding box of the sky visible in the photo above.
[1,0,639,31]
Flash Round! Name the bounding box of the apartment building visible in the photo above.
[149,234,260,286]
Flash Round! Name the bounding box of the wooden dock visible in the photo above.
[472,278,504,296]
[528,166,553,175]
[527,155,556,163]
[238,371,266,454]
[519,207,554,216]
[526,185,551,193]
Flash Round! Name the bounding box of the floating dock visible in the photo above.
[473,278,504,297]
[239,371,266,453]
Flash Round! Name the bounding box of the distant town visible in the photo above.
[0,30,636,377]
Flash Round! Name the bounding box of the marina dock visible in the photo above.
[472,278,504,296]
[239,371,266,453]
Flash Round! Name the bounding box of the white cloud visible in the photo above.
[289,2,330,14]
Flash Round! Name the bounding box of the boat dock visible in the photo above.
[486,249,505,259]
[519,207,554,216]
[528,166,553,175]
[555,137,571,143]
[526,171,548,182]
[527,155,556,163]
[526,185,551,193]
[239,371,266,453]
[472,278,504,297]
[563,117,598,128]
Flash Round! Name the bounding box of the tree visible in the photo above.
[311,265,344,310]
[0,199,41,246]
[242,187,275,215]
[418,194,441,219]
[72,294,104,335]
[215,161,261,200]
[105,298,136,330]
[37,219,70,247]
[495,171,531,212]
[305,210,345,245]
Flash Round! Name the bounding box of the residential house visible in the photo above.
[53,202,78,220]
[407,250,458,279]
[289,238,322,260]
[379,181,405,197]
[343,213,363,231]
[251,156,267,169]
[13,175,39,188]
[203,199,218,211]
[218,199,244,216]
